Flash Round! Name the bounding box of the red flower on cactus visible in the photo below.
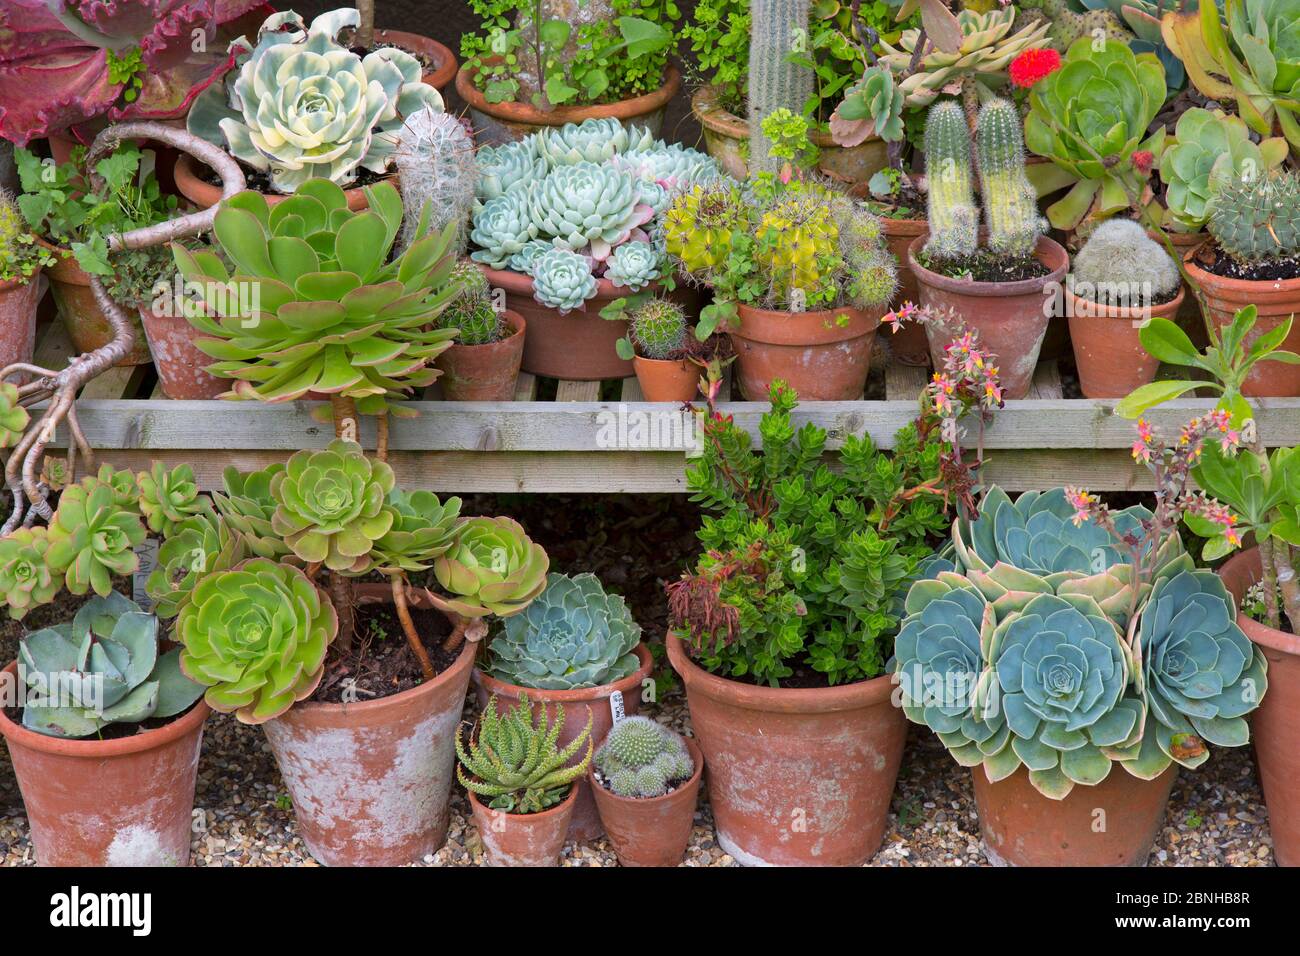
[1133,150,1155,175]
[1009,48,1062,89]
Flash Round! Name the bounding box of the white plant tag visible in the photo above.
[133,538,159,610]
[609,689,626,724]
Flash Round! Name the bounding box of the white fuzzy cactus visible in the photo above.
[395,107,478,255]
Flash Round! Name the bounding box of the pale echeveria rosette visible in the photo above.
[603,240,662,292]
[532,248,598,312]
[537,118,655,165]
[470,191,538,269]
[527,162,653,260]
[508,238,555,276]
[477,139,547,203]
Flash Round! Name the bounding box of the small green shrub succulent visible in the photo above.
[595,716,694,798]
[0,382,30,448]
[0,528,60,620]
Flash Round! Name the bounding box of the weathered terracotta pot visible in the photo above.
[881,217,930,366]
[473,643,654,842]
[42,244,152,365]
[458,62,680,146]
[1066,285,1185,398]
[909,234,1069,400]
[0,273,42,371]
[972,764,1177,867]
[692,86,887,187]
[589,734,703,867]
[667,636,907,866]
[478,265,640,380]
[0,662,209,866]
[467,783,577,866]
[262,626,476,867]
[174,153,376,212]
[373,29,457,94]
[729,304,880,401]
[139,305,227,399]
[435,311,526,401]
[1219,548,1300,867]
[1185,246,1300,397]
[632,354,699,402]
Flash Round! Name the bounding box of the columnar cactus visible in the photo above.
[923,102,978,260]
[395,107,478,256]
[975,99,1046,259]
[748,0,815,175]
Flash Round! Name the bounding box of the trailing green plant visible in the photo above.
[594,716,694,798]
[1070,218,1181,307]
[395,107,478,256]
[0,190,54,285]
[1206,170,1300,267]
[436,261,506,345]
[456,692,593,813]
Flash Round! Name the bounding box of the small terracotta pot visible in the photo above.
[589,734,703,867]
[435,311,526,401]
[1184,246,1300,397]
[1151,230,1210,347]
[0,662,209,866]
[632,354,700,402]
[909,234,1069,400]
[174,153,376,212]
[139,305,228,399]
[373,28,457,94]
[1219,548,1300,867]
[667,636,907,866]
[881,217,930,366]
[0,273,42,371]
[458,62,680,146]
[467,783,577,866]
[692,86,887,187]
[729,304,880,401]
[1066,285,1185,398]
[473,643,654,842]
[261,621,476,867]
[972,764,1177,867]
[42,243,152,366]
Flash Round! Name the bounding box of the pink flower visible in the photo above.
[1065,488,1096,527]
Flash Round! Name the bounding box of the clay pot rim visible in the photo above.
[690,85,861,149]
[907,234,1069,298]
[0,660,211,758]
[0,271,42,292]
[174,152,382,211]
[1063,284,1186,322]
[733,302,881,347]
[444,310,525,353]
[372,28,458,91]
[586,734,703,807]
[666,634,896,713]
[1218,547,1300,658]
[477,263,657,310]
[458,61,680,126]
[465,774,579,821]
[1183,243,1300,294]
[473,642,654,704]
[35,238,87,285]
[631,352,695,367]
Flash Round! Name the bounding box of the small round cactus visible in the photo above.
[1208,170,1300,264]
[1071,219,1181,308]
[629,299,687,360]
[595,716,695,799]
[438,261,506,345]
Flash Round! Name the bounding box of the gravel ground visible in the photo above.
[0,690,1274,867]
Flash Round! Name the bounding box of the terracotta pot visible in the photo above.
[458,62,680,146]
[0,662,209,866]
[373,29,457,94]
[589,734,703,867]
[0,272,42,371]
[881,217,930,366]
[632,354,700,402]
[1219,548,1300,866]
[139,305,228,399]
[1185,246,1300,397]
[261,621,476,867]
[473,643,654,842]
[666,636,907,866]
[467,783,577,866]
[435,311,526,401]
[730,304,880,401]
[174,152,375,212]
[42,243,151,366]
[972,764,1177,867]
[691,86,887,187]
[1066,285,1185,398]
[478,265,643,380]
[909,234,1069,400]
[1151,230,1210,347]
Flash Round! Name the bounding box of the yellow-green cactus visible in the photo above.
[663,181,747,277]
[755,194,839,306]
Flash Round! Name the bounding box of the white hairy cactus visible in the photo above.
[395,107,479,255]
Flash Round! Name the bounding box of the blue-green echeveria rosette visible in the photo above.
[470,191,538,269]
[603,241,662,292]
[531,248,598,312]
[486,572,642,690]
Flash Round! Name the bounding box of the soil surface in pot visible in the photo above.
[1198,248,1300,283]
[199,161,390,195]
[921,250,1050,283]
[311,601,461,704]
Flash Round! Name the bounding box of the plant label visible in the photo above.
[133,538,159,610]
[609,689,626,724]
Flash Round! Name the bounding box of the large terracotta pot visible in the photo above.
[467,783,577,866]
[174,153,376,212]
[262,628,476,867]
[478,266,642,380]
[0,662,209,866]
[1219,548,1300,866]
[691,86,887,187]
[435,311,526,401]
[632,354,700,402]
[666,636,907,866]
[472,643,654,842]
[373,29,457,94]
[1066,285,1185,398]
[589,734,703,867]
[1184,246,1300,397]
[909,234,1069,400]
[42,244,152,365]
[458,62,680,146]
[972,764,1177,867]
[139,305,227,399]
[881,217,930,366]
[730,304,881,401]
[0,273,42,371]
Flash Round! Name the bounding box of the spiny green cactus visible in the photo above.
[663,181,746,275]
[1019,0,1133,52]
[438,261,505,346]
[756,192,840,306]
[835,202,898,308]
[1208,170,1300,264]
[595,716,695,799]
[923,102,978,261]
[395,107,478,256]
[748,0,815,175]
[975,98,1046,259]
[630,299,688,360]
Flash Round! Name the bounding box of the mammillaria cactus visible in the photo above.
[531,248,598,312]
[470,191,539,270]
[537,119,655,166]
[1071,219,1180,307]
[526,162,653,261]
[975,99,1046,260]
[212,465,292,560]
[45,478,148,597]
[1207,170,1300,265]
[629,299,688,360]
[371,489,462,573]
[0,528,59,620]
[0,382,29,448]
[437,261,505,345]
[395,107,478,256]
[431,516,549,618]
[595,716,695,798]
[485,572,642,690]
[476,139,547,204]
[177,558,338,723]
[136,462,214,537]
[603,241,662,292]
[923,102,978,261]
[146,513,248,619]
[748,0,815,174]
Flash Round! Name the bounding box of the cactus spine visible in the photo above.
[748,0,815,176]
[976,98,1046,259]
[439,260,505,345]
[923,102,978,261]
[1208,170,1300,264]
[395,107,478,255]
[630,299,688,359]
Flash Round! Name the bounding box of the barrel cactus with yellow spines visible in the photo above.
[755,193,840,307]
[663,180,746,277]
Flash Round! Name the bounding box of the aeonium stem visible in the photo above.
[391,574,435,681]
[328,393,361,651]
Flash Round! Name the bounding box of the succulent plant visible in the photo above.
[1207,170,1300,264]
[395,107,478,256]
[830,65,906,147]
[174,179,459,408]
[507,238,555,276]
[177,558,338,724]
[0,527,60,620]
[136,462,214,537]
[91,464,142,512]
[836,204,899,308]
[923,102,979,261]
[436,261,505,345]
[45,479,148,597]
[212,465,293,560]
[270,439,395,573]
[0,381,29,448]
[526,162,654,261]
[629,298,688,360]
[1071,219,1180,307]
[485,572,642,690]
[187,8,445,194]
[663,181,746,276]
[432,516,549,618]
[976,99,1047,260]
[456,692,593,813]
[610,143,721,193]
[595,716,694,798]
[531,248,598,313]
[146,513,249,620]
[476,139,547,204]
[371,489,462,574]
[756,192,840,305]
[470,190,540,270]
[603,241,662,292]
[537,119,655,166]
